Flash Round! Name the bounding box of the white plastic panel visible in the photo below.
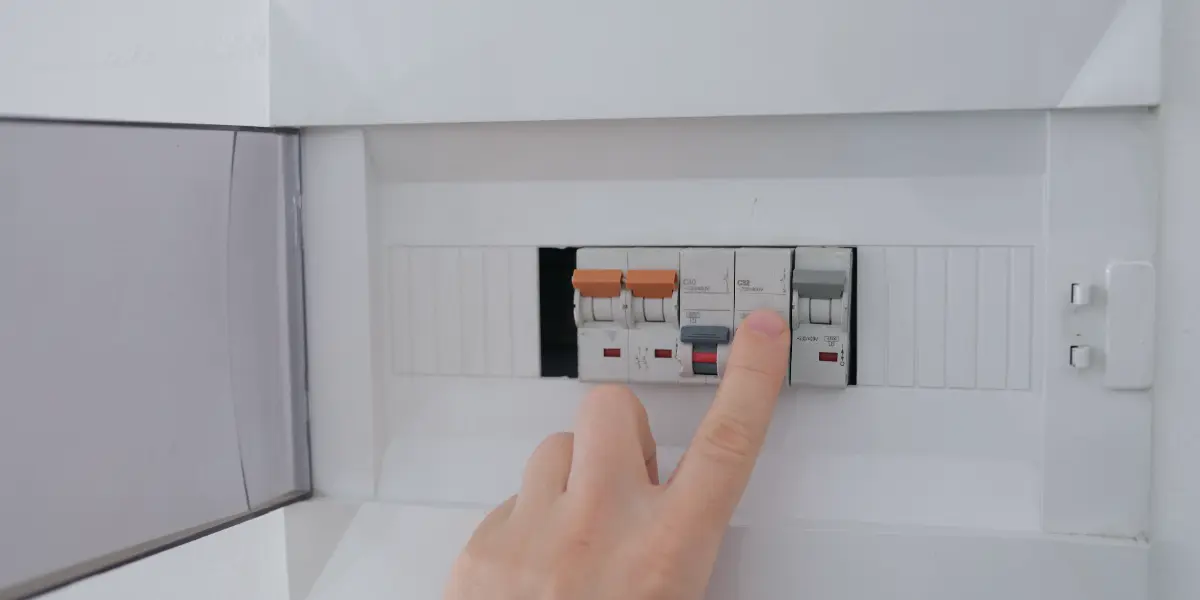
[376,378,1041,530]
[270,0,1160,125]
[855,248,889,386]
[1008,248,1035,390]
[304,129,382,500]
[851,246,1036,392]
[38,498,1148,600]
[375,239,1045,528]
[947,248,981,389]
[483,249,515,377]
[394,243,1040,393]
[302,110,1156,599]
[1104,261,1157,390]
[388,248,414,375]
[1041,111,1156,536]
[977,248,1012,389]
[916,248,948,387]
[390,246,542,378]
[886,248,917,387]
[41,511,290,600]
[1154,0,1200,594]
[335,501,1126,600]
[435,250,464,374]
[406,248,440,375]
[509,248,543,378]
[459,248,487,376]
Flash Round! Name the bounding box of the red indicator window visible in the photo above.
[603,348,621,358]
[818,352,839,363]
[692,350,718,364]
[654,349,673,359]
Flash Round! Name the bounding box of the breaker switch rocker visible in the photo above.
[572,268,631,327]
[627,269,680,326]
[678,325,732,378]
[791,248,853,387]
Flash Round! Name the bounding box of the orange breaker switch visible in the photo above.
[572,269,624,298]
[628,269,678,325]
[626,270,678,298]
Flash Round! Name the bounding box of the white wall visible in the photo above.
[0,0,268,125]
[1151,0,1200,598]
[0,0,1160,126]
[270,0,1160,125]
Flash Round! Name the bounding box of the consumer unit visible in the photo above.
[4,0,1197,599]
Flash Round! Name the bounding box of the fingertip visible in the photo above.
[736,311,791,353]
[572,384,657,489]
[740,309,786,337]
[578,384,643,422]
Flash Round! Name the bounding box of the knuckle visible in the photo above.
[699,415,759,464]
[564,494,607,531]
[552,515,602,565]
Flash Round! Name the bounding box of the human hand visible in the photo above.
[443,309,791,600]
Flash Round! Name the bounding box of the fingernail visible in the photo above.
[742,310,785,337]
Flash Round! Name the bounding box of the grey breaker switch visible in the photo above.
[678,325,731,378]
[792,269,847,300]
[791,247,853,387]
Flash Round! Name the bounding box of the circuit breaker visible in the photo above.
[790,247,854,387]
[627,248,684,384]
[572,248,631,382]
[570,247,854,388]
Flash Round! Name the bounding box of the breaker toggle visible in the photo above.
[627,269,679,325]
[572,268,632,327]
[791,269,848,326]
[678,325,732,378]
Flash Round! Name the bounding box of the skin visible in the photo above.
[444,309,791,600]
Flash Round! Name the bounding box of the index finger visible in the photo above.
[665,309,790,528]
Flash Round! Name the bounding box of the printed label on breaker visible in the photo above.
[682,310,732,327]
[734,249,791,296]
[736,274,788,295]
[680,251,733,294]
[682,277,729,294]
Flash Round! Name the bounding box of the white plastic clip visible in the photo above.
[1070,283,1090,306]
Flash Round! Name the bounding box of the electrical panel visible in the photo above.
[571,247,855,387]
